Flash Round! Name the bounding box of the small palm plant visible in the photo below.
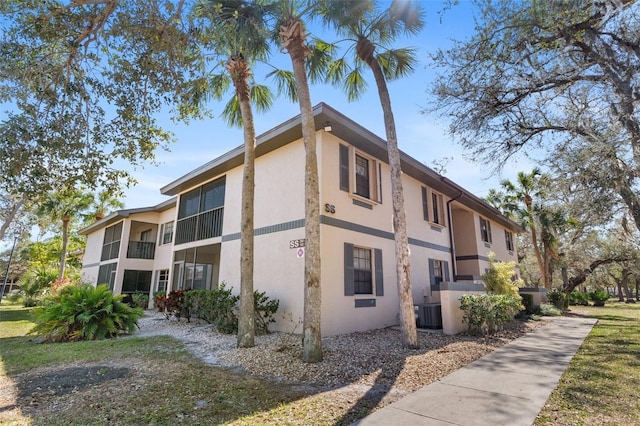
[30,284,143,342]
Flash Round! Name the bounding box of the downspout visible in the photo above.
[446,190,464,282]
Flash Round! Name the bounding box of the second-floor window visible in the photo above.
[176,176,226,244]
[159,221,174,245]
[101,222,123,261]
[421,187,445,227]
[339,144,382,204]
[505,230,514,252]
[480,217,492,244]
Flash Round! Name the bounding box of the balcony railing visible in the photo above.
[175,207,224,245]
[126,241,156,259]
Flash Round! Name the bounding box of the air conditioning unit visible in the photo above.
[415,303,443,329]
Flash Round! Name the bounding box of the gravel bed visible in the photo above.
[135,311,547,396]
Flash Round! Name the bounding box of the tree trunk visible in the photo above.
[59,217,69,281]
[281,18,322,363]
[530,226,546,289]
[0,199,22,242]
[563,258,629,293]
[229,55,256,348]
[359,38,418,349]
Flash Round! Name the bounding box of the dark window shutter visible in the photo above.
[374,248,383,296]
[444,261,450,283]
[339,144,349,192]
[422,187,429,221]
[429,258,436,288]
[344,243,354,296]
[378,163,383,203]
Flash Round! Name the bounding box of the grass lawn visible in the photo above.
[535,301,640,426]
[0,299,327,426]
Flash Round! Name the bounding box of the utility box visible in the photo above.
[415,303,443,329]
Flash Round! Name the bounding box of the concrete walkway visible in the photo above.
[355,316,598,426]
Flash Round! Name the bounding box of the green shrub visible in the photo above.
[547,290,568,310]
[30,284,143,342]
[184,284,239,333]
[130,293,149,309]
[520,293,535,314]
[568,291,590,306]
[482,253,524,300]
[17,266,58,307]
[254,290,280,334]
[538,303,562,316]
[589,290,610,307]
[459,294,524,335]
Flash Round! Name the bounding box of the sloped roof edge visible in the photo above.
[79,197,177,235]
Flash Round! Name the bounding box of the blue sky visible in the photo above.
[116,0,532,209]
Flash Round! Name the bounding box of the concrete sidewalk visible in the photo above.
[355,316,598,426]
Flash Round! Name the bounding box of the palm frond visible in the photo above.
[250,84,274,113]
[265,68,298,102]
[344,67,367,101]
[377,47,418,80]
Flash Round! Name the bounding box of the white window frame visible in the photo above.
[480,217,492,244]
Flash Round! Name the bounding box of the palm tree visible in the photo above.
[193,0,273,348]
[271,0,324,362]
[318,0,424,349]
[501,168,548,288]
[36,189,93,281]
[91,190,124,221]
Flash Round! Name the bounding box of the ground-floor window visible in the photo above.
[344,243,384,296]
[155,269,169,292]
[172,245,218,291]
[97,262,117,291]
[429,259,450,290]
[122,270,152,294]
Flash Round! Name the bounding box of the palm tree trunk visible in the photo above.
[229,56,256,348]
[361,43,418,349]
[281,19,322,363]
[59,217,69,281]
[528,215,546,289]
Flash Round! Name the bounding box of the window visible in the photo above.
[429,258,450,290]
[339,144,382,203]
[355,154,370,198]
[176,176,226,244]
[480,217,492,243]
[421,187,445,226]
[156,269,169,292]
[140,229,152,242]
[122,270,152,294]
[344,243,383,296]
[97,262,117,291]
[159,221,174,245]
[101,222,123,261]
[353,247,372,294]
[431,192,444,225]
[505,230,514,252]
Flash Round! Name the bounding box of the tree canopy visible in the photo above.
[430,0,640,231]
[0,0,205,201]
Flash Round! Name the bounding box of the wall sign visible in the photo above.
[289,239,305,249]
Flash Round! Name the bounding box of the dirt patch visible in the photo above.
[17,365,131,400]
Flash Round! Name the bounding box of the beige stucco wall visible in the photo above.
[80,230,105,285]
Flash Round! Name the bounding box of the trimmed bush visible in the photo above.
[130,293,149,309]
[30,284,143,342]
[538,303,562,316]
[589,290,610,307]
[254,290,279,334]
[184,284,239,334]
[459,294,524,335]
[568,291,590,306]
[482,253,524,299]
[547,290,568,310]
[520,293,536,314]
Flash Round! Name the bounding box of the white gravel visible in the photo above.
[135,310,546,394]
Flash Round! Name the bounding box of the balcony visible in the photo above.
[126,241,156,259]
[175,207,224,245]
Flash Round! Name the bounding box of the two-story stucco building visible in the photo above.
[80,103,522,335]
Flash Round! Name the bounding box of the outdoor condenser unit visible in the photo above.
[415,303,443,329]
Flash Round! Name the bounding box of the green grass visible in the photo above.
[535,302,640,426]
[0,300,318,425]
